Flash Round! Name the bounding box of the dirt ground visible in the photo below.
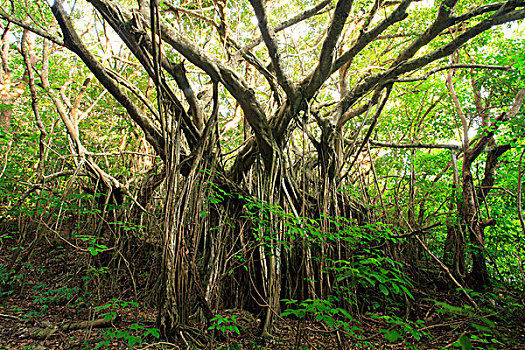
[1,234,524,350]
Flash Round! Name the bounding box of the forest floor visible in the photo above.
[1,233,525,350]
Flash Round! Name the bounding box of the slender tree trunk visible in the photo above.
[461,160,490,291]
[443,150,466,278]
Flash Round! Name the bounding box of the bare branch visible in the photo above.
[0,7,64,47]
[163,0,219,28]
[167,62,204,132]
[248,0,296,98]
[105,68,158,120]
[395,6,525,78]
[446,66,469,150]
[370,140,462,150]
[21,30,47,182]
[394,64,514,83]
[128,0,277,161]
[51,0,165,158]
[330,0,413,76]
[390,0,458,66]
[346,85,392,175]
[238,0,334,56]
[337,3,525,114]
[466,87,525,164]
[303,0,354,98]
[504,86,525,121]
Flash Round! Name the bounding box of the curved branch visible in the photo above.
[237,0,334,56]
[51,1,165,158]
[248,0,296,99]
[466,87,525,165]
[93,0,276,160]
[0,8,65,47]
[394,64,514,83]
[394,7,525,79]
[338,4,525,114]
[303,0,355,98]
[390,0,458,66]
[329,0,413,77]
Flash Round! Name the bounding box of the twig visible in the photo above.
[0,313,24,322]
[370,140,461,150]
[415,236,478,308]
[391,222,443,238]
[237,0,333,55]
[248,0,296,98]
[394,64,514,83]
[136,342,181,350]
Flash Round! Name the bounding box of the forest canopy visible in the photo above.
[1,0,525,348]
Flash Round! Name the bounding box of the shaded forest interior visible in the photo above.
[1,0,525,348]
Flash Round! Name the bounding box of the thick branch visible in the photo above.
[394,7,525,79]
[338,3,525,114]
[303,0,354,98]
[122,0,276,160]
[51,1,165,158]
[467,87,525,164]
[248,0,296,98]
[390,0,458,66]
[238,0,334,56]
[476,144,512,202]
[169,62,203,132]
[330,0,413,76]
[105,10,200,147]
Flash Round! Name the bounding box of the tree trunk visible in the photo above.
[461,165,490,291]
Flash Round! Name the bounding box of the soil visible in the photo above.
[1,233,524,350]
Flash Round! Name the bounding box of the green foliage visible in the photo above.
[282,295,360,337]
[0,2,524,348]
[94,300,159,349]
[207,314,243,350]
[436,301,505,349]
[95,299,138,321]
[25,284,82,321]
[74,234,108,256]
[32,285,80,305]
[332,250,413,299]
[94,322,160,349]
[208,314,241,336]
[109,221,146,232]
[372,314,428,343]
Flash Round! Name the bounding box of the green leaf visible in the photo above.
[384,329,400,342]
[459,334,472,350]
[148,328,160,338]
[94,340,110,349]
[471,323,491,332]
[379,284,389,296]
[400,285,414,299]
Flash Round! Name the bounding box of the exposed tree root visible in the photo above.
[30,315,120,340]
